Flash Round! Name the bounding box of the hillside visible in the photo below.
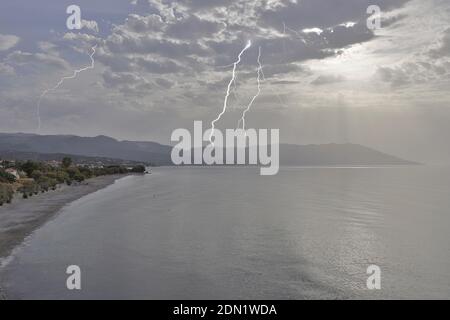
[0,133,417,166]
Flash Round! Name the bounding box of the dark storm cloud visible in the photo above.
[258,0,411,30]
[322,22,373,48]
[165,15,225,39]
[99,0,411,79]
[80,0,415,105]
[176,0,234,10]
[105,34,209,57]
[155,77,174,89]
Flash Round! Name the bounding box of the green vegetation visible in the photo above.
[62,157,72,169]
[0,183,14,205]
[0,170,16,183]
[18,179,40,198]
[130,165,146,173]
[0,158,147,205]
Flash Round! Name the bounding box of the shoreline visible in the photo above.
[0,174,128,264]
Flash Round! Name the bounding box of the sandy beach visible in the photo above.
[0,174,126,263]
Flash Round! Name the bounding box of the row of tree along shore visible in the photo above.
[0,157,146,206]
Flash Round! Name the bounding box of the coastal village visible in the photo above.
[0,157,146,206]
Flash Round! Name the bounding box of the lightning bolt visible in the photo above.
[238,46,262,131]
[209,40,252,145]
[36,45,97,132]
[259,66,290,110]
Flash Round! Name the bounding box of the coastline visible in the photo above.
[0,174,127,264]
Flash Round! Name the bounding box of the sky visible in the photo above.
[0,0,449,164]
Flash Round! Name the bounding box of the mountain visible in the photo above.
[278,143,417,166]
[0,133,172,165]
[0,133,417,166]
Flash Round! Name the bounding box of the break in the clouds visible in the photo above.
[1,0,450,164]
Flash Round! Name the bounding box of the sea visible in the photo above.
[1,166,450,299]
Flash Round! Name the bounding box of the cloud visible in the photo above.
[0,34,20,51]
[429,28,450,58]
[259,0,411,31]
[323,22,373,48]
[303,28,324,35]
[0,62,14,75]
[155,78,175,89]
[3,0,450,166]
[165,14,225,39]
[38,41,58,52]
[375,60,450,88]
[6,51,70,71]
[271,80,300,85]
[122,14,165,33]
[135,57,183,74]
[102,70,154,96]
[261,63,309,78]
[311,74,345,86]
[98,0,409,81]
[62,32,100,45]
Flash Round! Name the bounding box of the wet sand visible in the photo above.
[0,175,126,263]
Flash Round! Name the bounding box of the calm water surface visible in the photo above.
[1,167,450,299]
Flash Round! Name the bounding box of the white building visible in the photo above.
[5,168,20,179]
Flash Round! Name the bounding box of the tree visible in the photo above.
[20,161,40,177]
[0,169,16,183]
[0,183,14,205]
[73,173,85,183]
[131,165,146,173]
[19,180,39,197]
[31,170,43,181]
[62,157,72,169]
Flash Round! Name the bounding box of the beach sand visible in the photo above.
[0,174,125,263]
